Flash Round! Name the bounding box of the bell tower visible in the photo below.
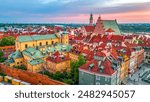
[89,13,93,26]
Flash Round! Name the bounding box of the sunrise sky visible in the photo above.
[0,0,150,23]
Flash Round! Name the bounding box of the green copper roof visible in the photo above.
[9,50,23,59]
[22,47,44,59]
[18,34,57,42]
[45,43,72,53]
[28,59,45,65]
[102,20,121,35]
[18,36,33,42]
[32,34,57,41]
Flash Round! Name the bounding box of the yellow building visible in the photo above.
[16,33,68,52]
[69,50,80,62]
[6,33,71,73]
[12,79,21,85]
[7,50,23,67]
[46,51,71,73]
[0,76,3,82]
[120,54,130,83]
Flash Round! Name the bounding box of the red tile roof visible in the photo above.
[106,28,115,32]
[47,51,70,63]
[84,26,95,32]
[80,59,115,76]
[95,51,106,57]
[81,49,90,55]
[89,34,101,43]
[102,59,115,75]
[86,51,94,61]
[110,35,124,41]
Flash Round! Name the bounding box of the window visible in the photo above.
[25,44,28,48]
[20,61,22,63]
[96,76,101,80]
[46,42,48,45]
[52,41,54,45]
[105,77,109,82]
[39,42,42,46]
[17,62,19,64]
[33,44,35,47]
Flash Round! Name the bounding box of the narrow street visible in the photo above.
[127,64,150,85]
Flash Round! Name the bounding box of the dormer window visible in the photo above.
[89,63,94,71]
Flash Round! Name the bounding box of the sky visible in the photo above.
[0,0,150,23]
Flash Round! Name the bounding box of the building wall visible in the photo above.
[129,54,136,74]
[62,34,69,45]
[69,53,79,62]
[16,41,36,52]
[120,59,129,82]
[16,37,60,52]
[137,49,144,67]
[144,51,150,64]
[79,69,119,85]
[46,60,71,73]
[95,74,111,85]
[79,70,95,85]
[27,63,43,73]
[0,64,65,85]
[14,58,24,66]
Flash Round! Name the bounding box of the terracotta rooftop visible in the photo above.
[47,51,70,63]
[106,28,115,32]
[84,26,95,32]
[80,58,115,76]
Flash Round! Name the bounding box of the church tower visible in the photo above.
[89,13,93,26]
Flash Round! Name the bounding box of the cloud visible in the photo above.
[0,0,150,23]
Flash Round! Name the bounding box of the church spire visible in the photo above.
[89,13,93,26]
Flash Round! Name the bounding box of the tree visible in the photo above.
[0,50,4,58]
[78,55,86,66]
[0,36,15,46]
[63,79,74,85]
[14,65,27,70]
[70,55,86,84]
[39,55,86,85]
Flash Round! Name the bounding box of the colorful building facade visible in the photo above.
[46,51,71,73]
[6,32,72,73]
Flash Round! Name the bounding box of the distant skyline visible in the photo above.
[0,0,150,23]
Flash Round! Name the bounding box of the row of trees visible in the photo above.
[40,55,86,85]
[119,24,150,33]
[0,36,15,46]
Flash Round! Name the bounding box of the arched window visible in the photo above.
[25,44,28,48]
[52,41,54,45]
[46,42,48,45]
[39,42,42,46]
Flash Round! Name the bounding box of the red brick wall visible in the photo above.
[0,64,65,85]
